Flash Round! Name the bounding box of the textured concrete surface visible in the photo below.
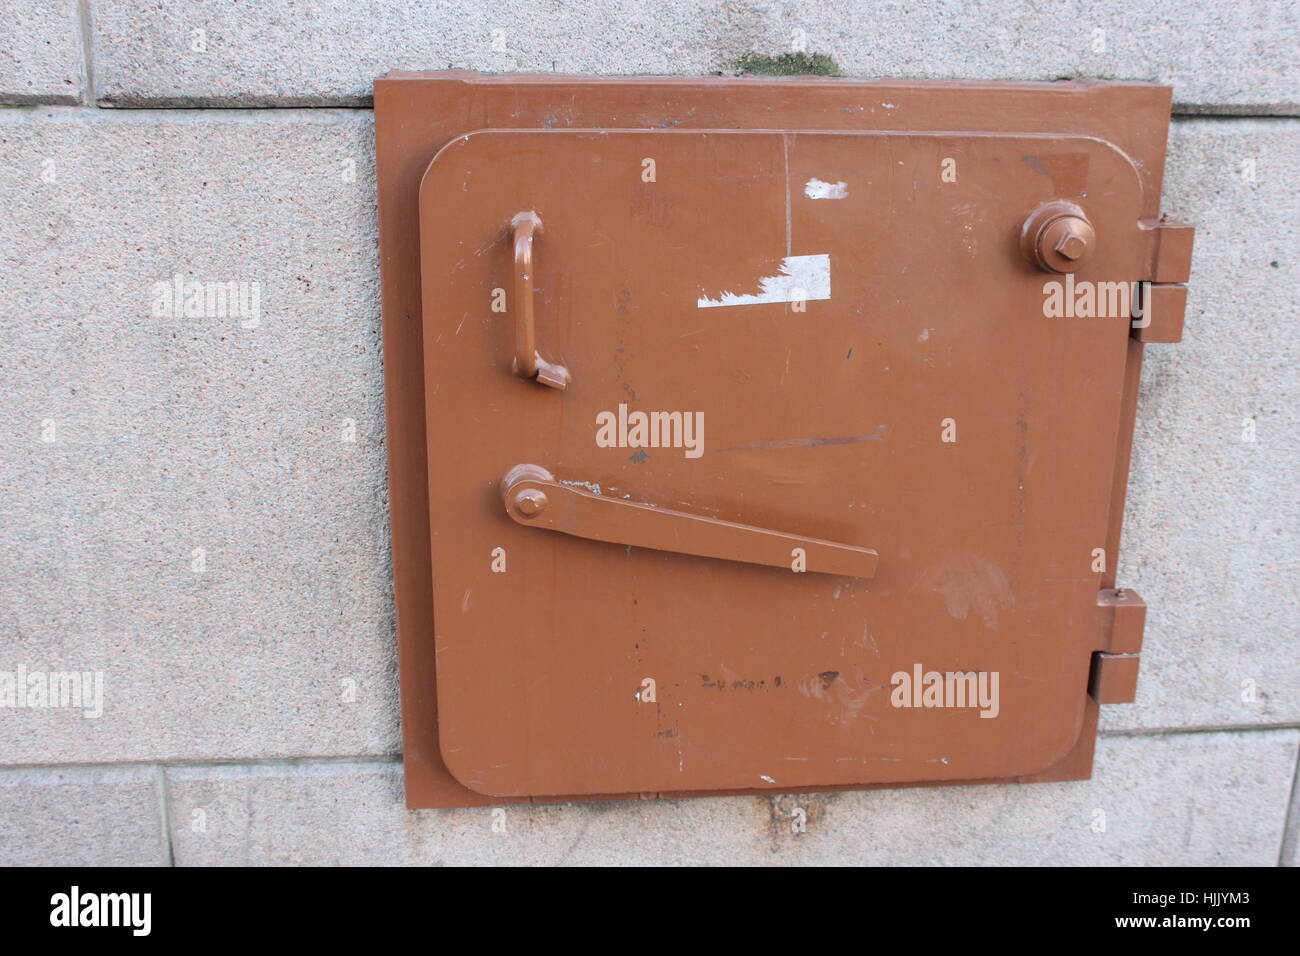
[0,766,167,865]
[1284,770,1294,868]
[165,731,1297,865]
[0,0,86,104]
[1106,119,1300,733]
[1284,772,1300,866]
[85,0,1300,112]
[0,108,397,764]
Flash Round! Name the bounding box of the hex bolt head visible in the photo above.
[512,488,549,518]
[1055,232,1088,261]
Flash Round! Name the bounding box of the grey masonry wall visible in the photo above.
[0,1,1296,866]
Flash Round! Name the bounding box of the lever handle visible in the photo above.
[501,464,878,579]
[510,212,569,389]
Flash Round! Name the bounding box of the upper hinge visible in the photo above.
[1139,217,1195,283]
[1096,587,1146,654]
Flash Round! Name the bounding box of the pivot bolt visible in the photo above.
[511,488,548,518]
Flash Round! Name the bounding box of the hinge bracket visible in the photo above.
[1132,218,1195,343]
[1090,588,1146,703]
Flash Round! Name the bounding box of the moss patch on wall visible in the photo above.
[730,52,842,76]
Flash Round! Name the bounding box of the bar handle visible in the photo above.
[501,464,878,579]
[510,212,569,389]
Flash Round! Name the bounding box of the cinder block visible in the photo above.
[0,766,168,865]
[0,107,397,765]
[166,730,1298,865]
[88,0,1300,112]
[1107,119,1300,732]
[0,0,86,104]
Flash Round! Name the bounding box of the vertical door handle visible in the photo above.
[502,464,879,579]
[511,212,570,389]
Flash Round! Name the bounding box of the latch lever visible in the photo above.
[501,464,878,579]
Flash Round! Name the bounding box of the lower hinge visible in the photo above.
[1131,282,1188,343]
[1089,652,1142,704]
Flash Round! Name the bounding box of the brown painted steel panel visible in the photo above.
[375,73,1186,808]
[421,128,1138,797]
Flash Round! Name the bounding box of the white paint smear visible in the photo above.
[696,254,831,309]
[804,178,848,199]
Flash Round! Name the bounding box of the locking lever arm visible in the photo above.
[510,212,569,389]
[501,464,878,579]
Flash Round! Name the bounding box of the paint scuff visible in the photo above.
[917,550,1014,631]
[804,178,848,199]
[559,479,602,495]
[696,254,831,309]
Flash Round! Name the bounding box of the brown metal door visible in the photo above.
[419,129,1143,798]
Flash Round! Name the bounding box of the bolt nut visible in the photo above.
[1021,201,1096,274]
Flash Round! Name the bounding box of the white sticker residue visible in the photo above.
[804,178,848,199]
[696,254,831,309]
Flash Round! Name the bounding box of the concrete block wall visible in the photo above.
[1,2,1295,866]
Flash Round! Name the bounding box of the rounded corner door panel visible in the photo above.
[418,128,1144,797]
